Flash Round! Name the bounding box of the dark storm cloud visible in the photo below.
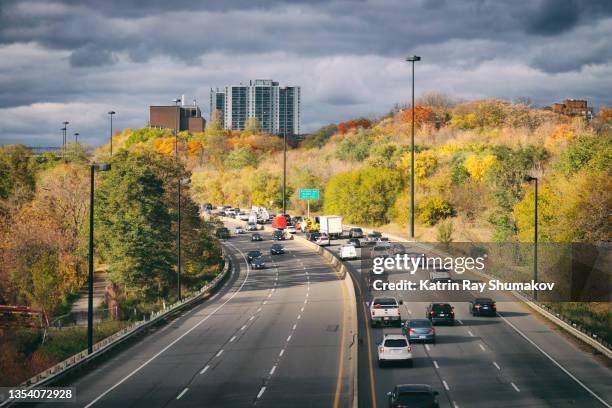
[70,45,115,67]
[524,0,612,35]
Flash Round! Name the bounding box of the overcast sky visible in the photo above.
[1,0,611,146]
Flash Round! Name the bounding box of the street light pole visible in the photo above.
[405,56,420,240]
[74,132,79,144]
[282,94,287,215]
[62,121,69,161]
[524,175,538,301]
[172,98,182,301]
[108,111,116,156]
[88,163,110,354]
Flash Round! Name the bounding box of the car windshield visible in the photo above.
[475,298,493,304]
[384,339,408,347]
[353,228,362,233]
[248,251,261,257]
[410,320,432,328]
[396,392,434,404]
[373,298,397,307]
[432,304,452,312]
[272,245,281,249]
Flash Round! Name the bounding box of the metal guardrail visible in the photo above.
[0,254,232,407]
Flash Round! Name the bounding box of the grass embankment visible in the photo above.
[543,302,612,347]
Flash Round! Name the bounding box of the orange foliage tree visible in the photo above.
[400,106,433,127]
[338,119,372,135]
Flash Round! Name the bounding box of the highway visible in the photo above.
[325,238,612,408]
[40,222,352,408]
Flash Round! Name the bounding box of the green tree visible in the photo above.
[554,135,611,176]
[302,124,338,149]
[335,131,373,162]
[225,147,258,169]
[28,250,63,326]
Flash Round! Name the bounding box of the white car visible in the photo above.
[316,234,330,246]
[377,334,412,367]
[286,225,297,234]
[238,212,250,221]
[339,244,357,260]
[235,226,245,234]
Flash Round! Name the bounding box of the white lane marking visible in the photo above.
[292,324,297,330]
[425,344,430,351]
[257,307,262,312]
[493,361,501,370]
[216,349,224,357]
[176,388,189,400]
[443,380,450,391]
[200,365,210,375]
[300,307,304,312]
[456,319,463,325]
[306,293,309,297]
[433,360,439,369]
[467,330,474,337]
[229,335,236,343]
[263,300,268,305]
[256,386,266,399]
[287,334,292,342]
[267,293,272,298]
[297,314,301,320]
[511,382,520,392]
[479,344,486,351]
[303,266,306,270]
[453,401,460,408]
[279,349,285,357]
[498,313,611,408]
[269,365,277,375]
[84,242,251,408]
[304,299,308,304]
[240,325,247,331]
[249,316,255,321]
[408,310,412,314]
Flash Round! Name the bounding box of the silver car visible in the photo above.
[403,319,436,344]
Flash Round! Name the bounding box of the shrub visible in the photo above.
[417,196,455,225]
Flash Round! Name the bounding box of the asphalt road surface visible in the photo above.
[325,238,612,408]
[40,223,351,408]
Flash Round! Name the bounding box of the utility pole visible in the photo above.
[524,175,538,300]
[172,98,182,301]
[405,56,420,240]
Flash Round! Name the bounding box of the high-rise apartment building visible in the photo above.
[210,80,300,135]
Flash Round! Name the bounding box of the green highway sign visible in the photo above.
[299,188,320,200]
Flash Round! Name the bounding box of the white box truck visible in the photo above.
[317,216,343,239]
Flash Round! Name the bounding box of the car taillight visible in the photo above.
[430,311,435,315]
[409,329,416,333]
[474,304,481,309]
[371,310,376,316]
[378,346,384,353]
[393,405,408,408]
[492,304,497,309]
[450,311,455,316]
[429,328,435,334]
[407,346,412,352]
[374,304,381,308]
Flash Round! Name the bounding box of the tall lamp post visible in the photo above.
[405,55,420,240]
[88,163,111,354]
[524,175,538,301]
[62,121,69,161]
[74,132,79,144]
[282,91,287,215]
[108,111,116,156]
[172,98,182,301]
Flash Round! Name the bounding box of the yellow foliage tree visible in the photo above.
[464,154,496,181]
[154,137,177,155]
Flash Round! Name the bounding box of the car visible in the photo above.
[403,319,435,343]
[272,230,285,241]
[377,334,413,367]
[371,243,392,261]
[251,233,263,241]
[469,298,497,316]
[235,226,245,234]
[215,227,230,239]
[270,244,285,255]
[368,270,389,290]
[292,216,303,228]
[386,384,440,408]
[250,257,266,269]
[238,212,250,221]
[203,203,213,211]
[246,250,262,262]
[316,234,330,246]
[426,303,455,325]
[390,243,406,256]
[286,225,297,234]
[349,227,364,239]
[245,222,258,231]
[306,231,321,241]
[339,244,357,260]
[429,268,452,283]
[225,208,237,217]
[363,233,380,246]
[346,238,361,248]
[370,297,403,327]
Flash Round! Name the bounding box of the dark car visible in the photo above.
[246,250,262,262]
[306,231,321,241]
[215,227,230,239]
[367,270,389,290]
[386,384,439,408]
[349,227,364,239]
[272,230,285,241]
[346,238,362,248]
[251,233,263,242]
[403,319,435,343]
[469,298,496,316]
[270,244,285,255]
[426,303,455,325]
[204,203,213,211]
[250,257,266,269]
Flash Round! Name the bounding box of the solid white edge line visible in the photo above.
[200,365,210,375]
[176,387,189,400]
[511,382,520,392]
[256,386,266,399]
[498,312,611,408]
[84,242,252,408]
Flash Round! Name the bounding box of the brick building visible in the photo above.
[149,96,206,132]
[545,99,594,120]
